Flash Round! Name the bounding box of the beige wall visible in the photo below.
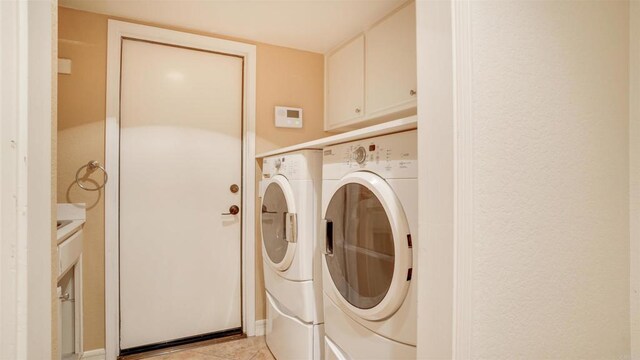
[468,1,629,358]
[631,1,640,357]
[58,7,326,351]
[58,8,106,352]
[52,2,59,357]
[253,37,325,320]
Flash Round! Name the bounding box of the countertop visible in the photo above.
[57,203,86,244]
[255,115,417,159]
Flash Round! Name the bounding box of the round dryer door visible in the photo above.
[323,171,412,321]
[261,175,297,271]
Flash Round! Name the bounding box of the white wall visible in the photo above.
[417,1,631,358]
[631,1,640,358]
[471,1,629,358]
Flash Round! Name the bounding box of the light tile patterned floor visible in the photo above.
[143,336,275,360]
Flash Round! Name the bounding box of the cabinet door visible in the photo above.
[365,2,417,118]
[326,35,365,130]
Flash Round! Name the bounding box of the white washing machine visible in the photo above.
[321,130,418,359]
[260,150,324,360]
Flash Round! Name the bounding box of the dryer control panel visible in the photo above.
[322,130,417,180]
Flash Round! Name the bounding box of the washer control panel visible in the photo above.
[262,150,322,181]
[322,130,417,180]
[263,155,300,179]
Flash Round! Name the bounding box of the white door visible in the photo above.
[119,39,243,350]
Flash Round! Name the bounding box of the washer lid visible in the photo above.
[261,175,297,271]
[323,171,412,321]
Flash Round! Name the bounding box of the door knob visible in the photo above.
[222,205,240,215]
[230,184,239,193]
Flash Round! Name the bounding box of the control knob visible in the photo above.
[352,146,367,164]
[275,158,282,169]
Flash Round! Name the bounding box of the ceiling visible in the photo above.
[58,0,405,53]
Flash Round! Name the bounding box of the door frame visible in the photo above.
[415,0,471,358]
[104,20,257,360]
[0,1,53,358]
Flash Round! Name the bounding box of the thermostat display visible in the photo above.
[275,106,303,128]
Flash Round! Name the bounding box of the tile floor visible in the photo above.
[142,336,274,360]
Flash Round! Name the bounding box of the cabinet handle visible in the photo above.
[410,89,417,96]
[355,107,361,113]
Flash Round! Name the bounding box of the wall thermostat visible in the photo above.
[275,106,303,128]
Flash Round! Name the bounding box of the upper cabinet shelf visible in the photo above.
[325,1,416,132]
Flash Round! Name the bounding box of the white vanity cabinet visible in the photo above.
[325,35,365,131]
[324,1,416,132]
[57,203,85,360]
[57,227,83,360]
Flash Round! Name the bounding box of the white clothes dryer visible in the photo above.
[321,130,418,359]
[260,150,324,360]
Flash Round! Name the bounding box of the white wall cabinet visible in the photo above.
[326,35,365,131]
[325,2,416,131]
[365,2,416,119]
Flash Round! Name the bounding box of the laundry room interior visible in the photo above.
[4,0,637,359]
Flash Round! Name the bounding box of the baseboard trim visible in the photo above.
[82,348,106,360]
[255,319,266,336]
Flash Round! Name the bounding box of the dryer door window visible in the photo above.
[261,180,295,269]
[323,171,412,320]
[324,183,395,310]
